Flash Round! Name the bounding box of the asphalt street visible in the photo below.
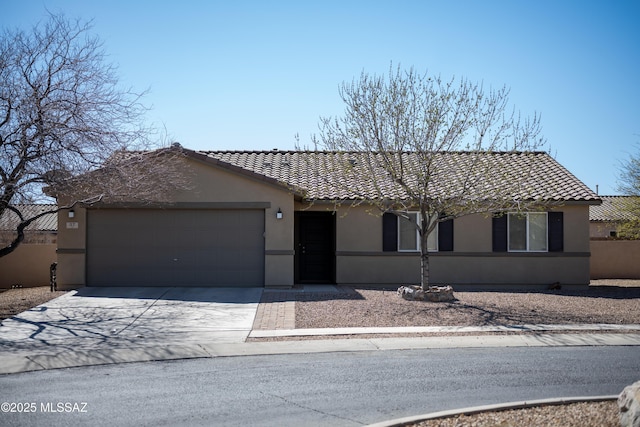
[1,346,638,427]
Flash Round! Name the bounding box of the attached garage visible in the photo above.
[86,208,265,286]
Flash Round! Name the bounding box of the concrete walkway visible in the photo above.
[1,285,640,375]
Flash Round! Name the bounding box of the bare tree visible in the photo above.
[0,13,187,258]
[307,65,548,288]
[616,144,640,239]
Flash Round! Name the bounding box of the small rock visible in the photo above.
[620,382,640,427]
[425,285,455,302]
[398,285,422,300]
[619,380,640,427]
[397,285,454,302]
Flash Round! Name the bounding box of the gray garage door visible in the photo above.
[86,209,264,286]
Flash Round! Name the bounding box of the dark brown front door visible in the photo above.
[296,212,335,283]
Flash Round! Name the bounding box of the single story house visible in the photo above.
[589,195,635,238]
[0,204,58,288]
[54,149,600,290]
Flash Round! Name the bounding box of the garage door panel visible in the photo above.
[87,209,264,286]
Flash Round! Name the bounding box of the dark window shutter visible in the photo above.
[438,219,454,251]
[382,213,398,252]
[492,214,507,252]
[548,212,564,252]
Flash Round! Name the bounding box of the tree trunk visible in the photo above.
[420,230,430,289]
[0,221,27,258]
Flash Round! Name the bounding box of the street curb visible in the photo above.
[365,395,619,427]
[249,323,640,338]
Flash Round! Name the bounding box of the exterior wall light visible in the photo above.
[276,208,283,220]
[68,209,75,218]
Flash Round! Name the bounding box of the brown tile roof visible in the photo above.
[0,205,58,231]
[193,150,600,203]
[589,196,637,222]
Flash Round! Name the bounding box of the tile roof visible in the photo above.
[589,196,637,222]
[195,150,600,203]
[0,205,58,231]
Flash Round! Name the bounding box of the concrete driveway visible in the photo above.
[0,287,262,354]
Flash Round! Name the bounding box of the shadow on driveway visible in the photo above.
[0,287,263,354]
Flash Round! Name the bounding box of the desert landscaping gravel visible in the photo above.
[411,400,618,427]
[0,286,66,321]
[295,280,640,329]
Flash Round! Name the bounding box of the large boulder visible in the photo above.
[619,380,640,427]
[397,285,455,302]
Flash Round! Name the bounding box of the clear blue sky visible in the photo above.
[3,0,639,195]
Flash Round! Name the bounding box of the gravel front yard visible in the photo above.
[296,280,640,329]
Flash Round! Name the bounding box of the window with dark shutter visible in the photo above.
[492,214,508,252]
[548,212,564,252]
[438,218,454,251]
[382,212,398,252]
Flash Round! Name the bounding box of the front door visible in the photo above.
[296,212,335,283]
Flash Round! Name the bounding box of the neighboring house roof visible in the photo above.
[589,195,636,222]
[192,150,600,203]
[0,204,58,231]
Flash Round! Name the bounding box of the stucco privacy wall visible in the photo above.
[590,240,640,279]
[311,203,592,286]
[56,156,295,289]
[0,244,57,288]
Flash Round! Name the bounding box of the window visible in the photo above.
[508,212,547,252]
[493,211,563,253]
[398,213,419,251]
[397,213,438,252]
[383,212,453,252]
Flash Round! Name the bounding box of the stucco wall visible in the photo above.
[329,204,592,287]
[590,222,618,239]
[429,254,590,286]
[562,205,591,252]
[453,214,492,252]
[336,254,421,284]
[56,206,88,289]
[0,244,57,288]
[590,240,640,279]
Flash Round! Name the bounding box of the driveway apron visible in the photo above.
[0,287,263,354]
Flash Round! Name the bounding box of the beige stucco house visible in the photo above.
[54,149,600,290]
